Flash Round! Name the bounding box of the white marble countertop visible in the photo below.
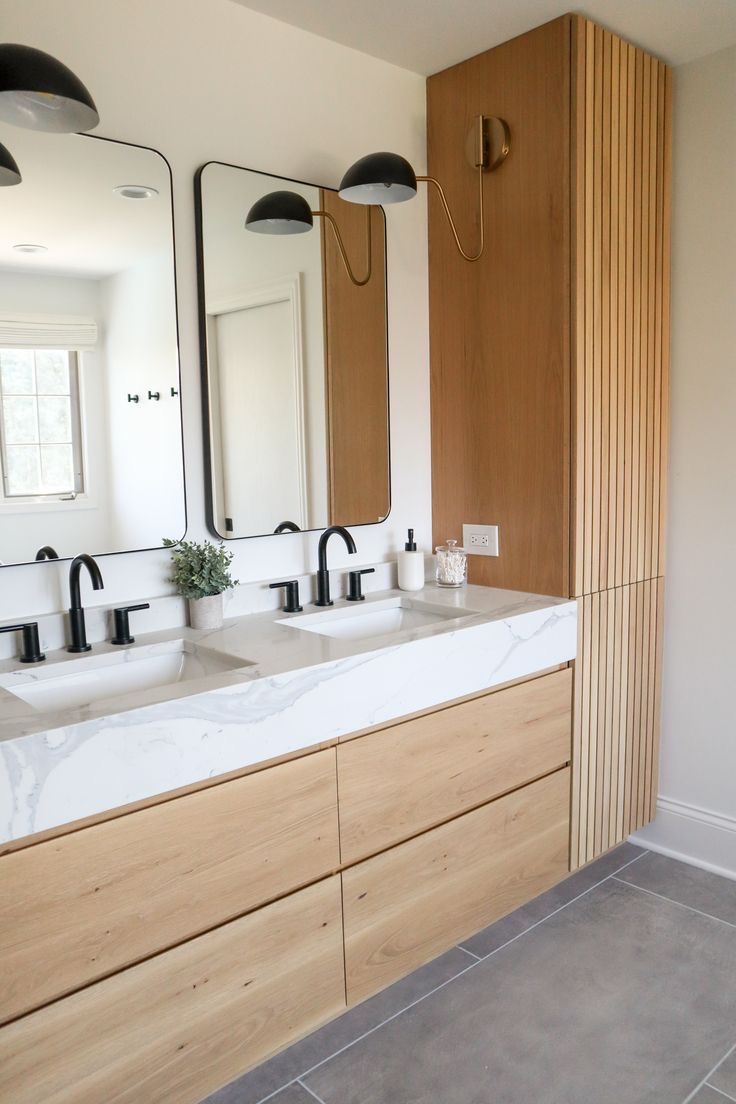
[0,582,577,844]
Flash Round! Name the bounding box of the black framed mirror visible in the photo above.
[195,161,390,540]
[0,129,186,567]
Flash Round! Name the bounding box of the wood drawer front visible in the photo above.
[0,748,339,1024]
[343,768,570,1004]
[0,875,345,1104]
[338,668,572,863]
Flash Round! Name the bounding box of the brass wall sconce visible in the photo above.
[245,190,372,287]
[338,115,510,262]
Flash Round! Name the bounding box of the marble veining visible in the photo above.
[0,583,576,843]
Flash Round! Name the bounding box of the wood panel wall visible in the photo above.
[571,18,672,597]
[570,17,671,864]
[427,15,671,867]
[571,578,664,867]
[320,192,389,527]
[427,16,572,597]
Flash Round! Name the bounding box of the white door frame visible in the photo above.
[207,273,309,532]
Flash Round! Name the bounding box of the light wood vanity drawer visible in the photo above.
[0,875,345,1104]
[343,767,570,1003]
[0,748,339,1023]
[338,668,572,863]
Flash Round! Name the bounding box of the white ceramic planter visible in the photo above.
[188,592,224,631]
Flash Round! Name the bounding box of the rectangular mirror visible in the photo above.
[0,129,185,567]
[195,162,389,539]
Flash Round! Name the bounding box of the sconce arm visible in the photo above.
[313,207,372,286]
[416,167,485,263]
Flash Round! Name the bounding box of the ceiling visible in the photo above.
[0,125,172,280]
[229,0,736,74]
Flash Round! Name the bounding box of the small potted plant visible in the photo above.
[164,538,238,631]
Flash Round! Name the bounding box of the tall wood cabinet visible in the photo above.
[428,14,671,865]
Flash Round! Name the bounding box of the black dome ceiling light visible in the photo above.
[0,141,21,186]
[0,44,99,133]
[245,189,372,287]
[339,116,510,263]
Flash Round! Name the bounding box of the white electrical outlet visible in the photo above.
[462,523,499,557]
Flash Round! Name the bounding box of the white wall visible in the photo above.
[0,270,111,562]
[0,0,429,620]
[632,45,736,878]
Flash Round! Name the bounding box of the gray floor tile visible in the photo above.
[304,878,736,1104]
[460,840,645,957]
[202,946,472,1104]
[693,1087,736,1103]
[616,851,736,926]
[710,1047,736,1098]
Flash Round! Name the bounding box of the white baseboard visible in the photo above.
[630,796,736,882]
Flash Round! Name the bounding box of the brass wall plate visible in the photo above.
[465,115,511,171]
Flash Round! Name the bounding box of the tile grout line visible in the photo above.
[456,944,482,961]
[253,848,649,1104]
[253,959,480,1103]
[704,1082,736,1103]
[681,1040,736,1104]
[611,876,736,931]
[297,1079,330,1104]
[471,848,650,963]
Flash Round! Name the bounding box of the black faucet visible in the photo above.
[67,553,104,653]
[35,545,59,561]
[315,525,357,606]
[274,520,301,534]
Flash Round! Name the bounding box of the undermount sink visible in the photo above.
[282,596,475,643]
[0,639,249,715]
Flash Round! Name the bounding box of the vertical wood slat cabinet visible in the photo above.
[428,14,671,867]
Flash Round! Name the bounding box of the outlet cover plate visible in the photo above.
[462,523,499,557]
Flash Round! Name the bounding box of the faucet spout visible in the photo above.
[315,525,357,607]
[67,553,104,652]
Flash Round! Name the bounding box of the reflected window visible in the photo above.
[0,348,84,500]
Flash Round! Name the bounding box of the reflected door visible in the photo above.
[214,297,307,535]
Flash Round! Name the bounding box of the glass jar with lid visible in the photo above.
[435,539,467,587]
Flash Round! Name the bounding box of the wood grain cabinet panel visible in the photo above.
[428,13,670,868]
[571,577,664,866]
[343,768,570,1004]
[0,749,339,1023]
[338,669,572,863]
[571,20,671,596]
[0,876,345,1104]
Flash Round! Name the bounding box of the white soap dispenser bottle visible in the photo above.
[398,528,425,592]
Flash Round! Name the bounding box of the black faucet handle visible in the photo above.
[346,568,375,602]
[0,623,45,663]
[111,603,150,646]
[269,580,303,613]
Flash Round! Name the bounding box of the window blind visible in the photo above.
[0,313,97,350]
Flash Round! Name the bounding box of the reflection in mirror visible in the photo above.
[196,162,389,539]
[0,129,185,567]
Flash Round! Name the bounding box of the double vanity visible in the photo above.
[0,572,575,1103]
[0,576,575,843]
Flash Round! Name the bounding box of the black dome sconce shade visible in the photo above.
[339,115,510,262]
[245,188,372,287]
[245,190,314,234]
[0,141,21,186]
[0,43,99,133]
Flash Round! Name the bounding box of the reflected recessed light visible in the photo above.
[13,243,48,254]
[113,184,159,200]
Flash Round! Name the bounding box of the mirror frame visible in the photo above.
[0,133,187,568]
[194,160,391,541]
